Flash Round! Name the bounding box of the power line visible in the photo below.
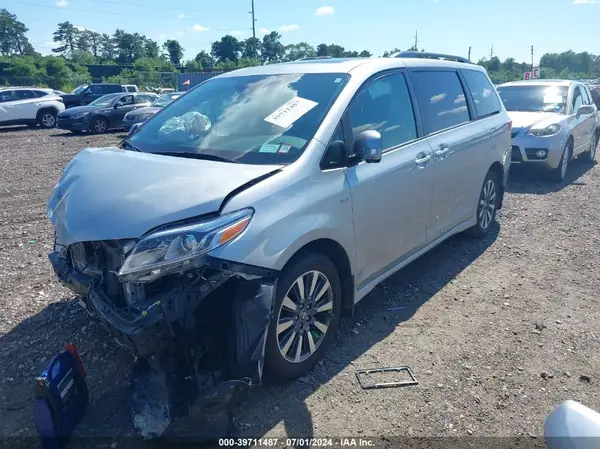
[78,0,212,13]
[8,0,231,29]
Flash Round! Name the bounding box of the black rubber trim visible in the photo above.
[205,256,280,279]
[219,169,282,213]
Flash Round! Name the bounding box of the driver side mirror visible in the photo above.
[113,103,120,109]
[577,104,595,117]
[353,130,382,163]
[83,91,93,96]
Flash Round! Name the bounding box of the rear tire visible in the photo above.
[90,117,108,134]
[264,253,342,384]
[37,109,57,129]
[466,170,499,238]
[551,140,572,182]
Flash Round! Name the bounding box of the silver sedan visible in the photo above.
[497,80,599,182]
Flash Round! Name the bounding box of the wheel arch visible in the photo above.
[36,106,58,118]
[279,238,355,319]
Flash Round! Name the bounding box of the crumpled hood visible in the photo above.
[508,111,566,131]
[48,147,281,246]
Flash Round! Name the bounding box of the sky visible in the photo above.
[5,0,600,64]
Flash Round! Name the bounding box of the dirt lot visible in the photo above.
[0,126,599,448]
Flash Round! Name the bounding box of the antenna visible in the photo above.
[468,46,471,61]
[414,30,418,51]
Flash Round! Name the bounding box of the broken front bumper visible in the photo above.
[48,247,279,441]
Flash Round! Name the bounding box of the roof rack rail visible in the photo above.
[297,56,333,61]
[391,51,471,64]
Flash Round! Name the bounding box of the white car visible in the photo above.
[0,87,65,129]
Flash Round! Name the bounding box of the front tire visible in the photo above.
[37,109,57,129]
[466,170,499,238]
[582,132,598,164]
[90,117,108,134]
[264,253,342,383]
[551,140,572,182]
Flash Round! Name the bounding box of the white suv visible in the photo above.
[0,87,65,129]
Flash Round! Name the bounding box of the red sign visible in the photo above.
[524,72,532,80]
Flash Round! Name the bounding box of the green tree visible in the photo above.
[283,42,316,61]
[6,56,46,78]
[144,39,160,59]
[382,48,401,57]
[81,30,102,58]
[195,50,216,68]
[242,37,261,60]
[316,43,345,58]
[163,39,184,65]
[99,33,116,61]
[358,50,372,57]
[52,21,79,57]
[211,35,243,63]
[0,9,33,56]
[261,31,284,63]
[113,29,146,63]
[184,59,203,72]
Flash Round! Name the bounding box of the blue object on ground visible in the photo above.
[33,344,89,449]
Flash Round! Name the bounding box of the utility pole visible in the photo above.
[531,45,534,71]
[490,44,494,60]
[249,0,256,39]
[468,46,471,61]
[414,30,418,51]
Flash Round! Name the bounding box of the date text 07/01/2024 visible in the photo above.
[218,438,376,447]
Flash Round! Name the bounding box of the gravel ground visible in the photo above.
[0,126,599,448]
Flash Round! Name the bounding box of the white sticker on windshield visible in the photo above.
[258,144,280,153]
[264,97,318,129]
[544,95,563,104]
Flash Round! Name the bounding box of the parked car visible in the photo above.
[122,84,140,93]
[57,92,158,134]
[0,87,65,128]
[122,92,183,130]
[60,84,138,108]
[47,54,511,433]
[497,80,599,181]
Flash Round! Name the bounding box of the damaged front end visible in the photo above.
[48,212,279,442]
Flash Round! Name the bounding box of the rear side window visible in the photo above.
[14,90,37,100]
[411,71,470,134]
[89,85,103,95]
[105,85,122,93]
[462,70,501,118]
[348,73,417,151]
[33,90,49,97]
[581,86,592,105]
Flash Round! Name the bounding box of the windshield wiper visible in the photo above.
[121,139,142,152]
[153,151,239,163]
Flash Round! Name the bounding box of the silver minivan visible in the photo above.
[47,54,511,429]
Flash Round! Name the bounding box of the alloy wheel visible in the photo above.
[276,270,334,364]
[41,113,55,128]
[93,119,107,133]
[560,145,570,179]
[478,179,496,230]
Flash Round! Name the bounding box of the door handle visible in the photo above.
[415,153,432,165]
[435,144,450,159]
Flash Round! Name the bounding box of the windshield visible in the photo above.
[129,73,350,165]
[152,94,179,107]
[497,85,568,113]
[88,94,120,107]
[72,84,89,95]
